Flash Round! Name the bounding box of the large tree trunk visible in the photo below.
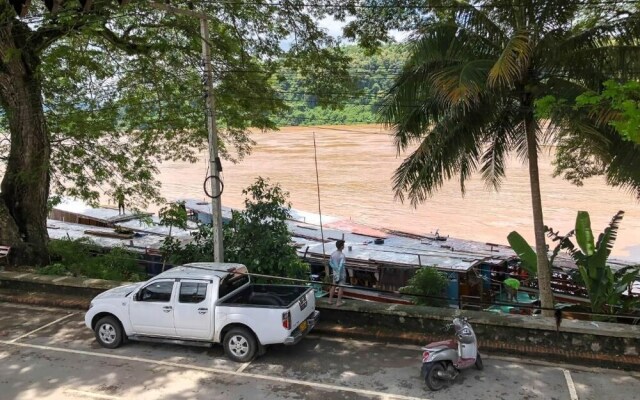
[524,112,554,317]
[0,18,50,266]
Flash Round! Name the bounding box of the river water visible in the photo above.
[155,125,640,262]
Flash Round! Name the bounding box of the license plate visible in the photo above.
[298,320,308,332]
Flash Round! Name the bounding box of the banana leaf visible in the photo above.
[575,211,595,256]
[507,231,537,275]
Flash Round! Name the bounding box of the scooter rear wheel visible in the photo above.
[475,353,484,370]
[424,362,447,391]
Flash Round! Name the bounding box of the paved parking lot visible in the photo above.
[0,302,638,400]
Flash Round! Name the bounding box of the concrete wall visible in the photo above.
[318,300,639,369]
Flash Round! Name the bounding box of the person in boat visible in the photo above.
[504,277,521,302]
[328,239,347,306]
[115,187,126,215]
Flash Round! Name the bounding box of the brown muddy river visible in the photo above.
[155,125,640,262]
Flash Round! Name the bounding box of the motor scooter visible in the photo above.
[421,316,483,391]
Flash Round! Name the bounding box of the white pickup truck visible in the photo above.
[84,262,319,362]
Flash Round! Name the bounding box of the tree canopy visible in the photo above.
[0,0,354,264]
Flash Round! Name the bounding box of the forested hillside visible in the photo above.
[273,45,407,126]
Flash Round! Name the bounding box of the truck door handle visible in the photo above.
[163,306,173,313]
[197,308,208,314]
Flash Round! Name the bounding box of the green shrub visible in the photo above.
[38,263,71,276]
[400,267,449,307]
[41,238,145,282]
[48,237,96,266]
[223,177,309,281]
[158,177,310,281]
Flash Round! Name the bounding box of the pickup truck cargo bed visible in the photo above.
[219,284,309,307]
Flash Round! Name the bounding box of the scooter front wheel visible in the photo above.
[475,353,484,371]
[424,362,447,391]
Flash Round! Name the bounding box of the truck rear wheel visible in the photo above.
[223,327,257,363]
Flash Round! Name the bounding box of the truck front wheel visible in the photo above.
[94,316,124,349]
[223,327,257,363]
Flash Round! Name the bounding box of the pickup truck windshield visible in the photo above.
[219,273,250,298]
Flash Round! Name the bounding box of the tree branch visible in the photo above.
[99,26,153,55]
[30,18,88,54]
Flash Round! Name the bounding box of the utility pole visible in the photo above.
[151,3,224,262]
[200,17,225,262]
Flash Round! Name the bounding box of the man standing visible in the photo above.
[115,187,126,215]
[328,239,347,306]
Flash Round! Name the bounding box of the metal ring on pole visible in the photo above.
[203,175,224,199]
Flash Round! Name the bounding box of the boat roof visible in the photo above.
[153,262,247,281]
[49,198,638,274]
[53,198,152,223]
[178,199,234,221]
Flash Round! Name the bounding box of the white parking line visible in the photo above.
[563,369,580,400]
[236,361,251,373]
[64,389,122,399]
[0,301,70,313]
[0,340,429,400]
[308,335,419,351]
[8,313,75,343]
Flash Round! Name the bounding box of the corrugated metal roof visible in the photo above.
[53,198,152,223]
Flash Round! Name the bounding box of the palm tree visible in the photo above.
[381,1,640,316]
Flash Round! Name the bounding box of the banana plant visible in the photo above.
[506,227,569,278]
[547,211,640,314]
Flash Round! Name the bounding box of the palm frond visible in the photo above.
[553,105,640,197]
[380,23,496,151]
[555,15,640,55]
[544,14,640,81]
[380,71,443,153]
[511,118,538,163]
[545,226,578,266]
[391,96,504,205]
[596,210,625,253]
[452,1,507,45]
[488,30,532,88]
[556,45,640,83]
[430,60,494,108]
[602,138,640,198]
[479,100,520,190]
[534,1,580,33]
